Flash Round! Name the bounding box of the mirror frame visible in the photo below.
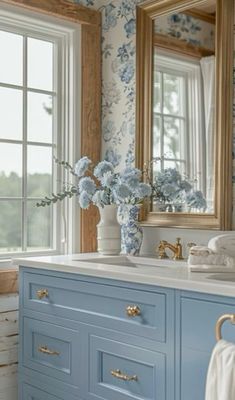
[136,0,234,230]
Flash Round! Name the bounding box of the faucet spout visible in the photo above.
[157,238,184,260]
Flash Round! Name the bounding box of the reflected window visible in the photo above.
[153,51,207,200]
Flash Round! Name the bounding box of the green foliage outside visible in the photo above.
[0,172,52,253]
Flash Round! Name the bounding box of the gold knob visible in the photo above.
[38,346,60,356]
[36,289,49,300]
[110,369,138,381]
[126,305,141,317]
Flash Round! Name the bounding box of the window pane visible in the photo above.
[27,93,53,143]
[0,30,23,85]
[28,37,53,91]
[164,117,185,159]
[27,200,52,250]
[163,73,184,116]
[27,146,52,197]
[0,87,22,140]
[153,70,161,113]
[0,143,22,197]
[164,160,186,175]
[0,200,22,253]
[153,115,161,159]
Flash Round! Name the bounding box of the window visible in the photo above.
[153,51,204,188]
[0,8,80,258]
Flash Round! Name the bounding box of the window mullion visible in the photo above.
[22,35,27,252]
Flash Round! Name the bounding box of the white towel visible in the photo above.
[189,246,214,257]
[208,234,235,257]
[205,339,235,400]
[188,253,227,266]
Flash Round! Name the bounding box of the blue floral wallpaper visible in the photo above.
[154,13,215,50]
[74,0,235,228]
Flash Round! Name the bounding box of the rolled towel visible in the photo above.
[188,253,227,266]
[208,234,235,257]
[189,246,214,257]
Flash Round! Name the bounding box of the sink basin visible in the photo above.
[207,273,235,282]
[73,255,187,269]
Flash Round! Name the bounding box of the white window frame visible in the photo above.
[0,5,81,262]
[153,50,205,190]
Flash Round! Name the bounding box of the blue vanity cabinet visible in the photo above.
[179,291,235,400]
[19,267,175,400]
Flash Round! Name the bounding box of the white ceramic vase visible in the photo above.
[97,204,121,255]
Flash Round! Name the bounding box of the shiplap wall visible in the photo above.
[0,294,18,400]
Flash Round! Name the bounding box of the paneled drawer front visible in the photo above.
[181,296,235,352]
[89,335,166,400]
[23,318,80,386]
[23,271,167,342]
[21,383,78,400]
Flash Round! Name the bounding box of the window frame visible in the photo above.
[153,51,205,189]
[0,6,81,260]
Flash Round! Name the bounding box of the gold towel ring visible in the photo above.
[215,314,235,341]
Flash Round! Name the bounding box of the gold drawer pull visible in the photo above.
[36,289,49,300]
[38,346,60,356]
[126,305,141,317]
[111,369,138,382]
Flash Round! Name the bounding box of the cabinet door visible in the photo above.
[180,293,235,400]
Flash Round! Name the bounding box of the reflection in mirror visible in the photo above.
[152,1,216,214]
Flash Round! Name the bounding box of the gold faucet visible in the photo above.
[157,238,184,260]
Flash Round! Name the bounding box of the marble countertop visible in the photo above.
[13,253,235,298]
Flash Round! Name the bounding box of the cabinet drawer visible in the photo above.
[23,271,167,342]
[181,296,235,352]
[21,383,78,400]
[89,334,166,400]
[22,318,80,386]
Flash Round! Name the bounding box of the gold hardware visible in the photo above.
[38,346,60,356]
[157,237,184,260]
[110,369,138,382]
[126,305,141,317]
[36,289,49,300]
[215,313,235,341]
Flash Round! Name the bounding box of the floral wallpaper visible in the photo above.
[74,0,235,228]
[154,13,215,50]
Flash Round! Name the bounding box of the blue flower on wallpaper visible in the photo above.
[124,19,136,38]
[119,62,134,84]
[100,3,118,32]
[103,120,115,142]
[125,140,135,166]
[105,148,122,167]
[102,80,121,118]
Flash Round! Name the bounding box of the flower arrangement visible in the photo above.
[152,167,207,211]
[36,157,152,209]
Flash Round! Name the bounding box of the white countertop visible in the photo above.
[13,253,235,298]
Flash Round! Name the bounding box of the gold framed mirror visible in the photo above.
[136,0,234,230]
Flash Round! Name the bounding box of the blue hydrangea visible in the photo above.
[114,184,132,202]
[186,190,207,210]
[135,183,152,198]
[121,167,142,180]
[78,177,96,196]
[94,161,114,179]
[92,190,109,207]
[74,156,91,177]
[100,171,116,188]
[79,191,91,209]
